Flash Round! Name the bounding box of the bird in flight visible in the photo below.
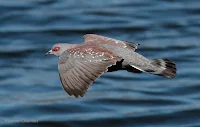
[46,34,176,98]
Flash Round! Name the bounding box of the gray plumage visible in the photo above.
[46,34,177,98]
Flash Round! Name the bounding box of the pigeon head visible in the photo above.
[46,43,74,56]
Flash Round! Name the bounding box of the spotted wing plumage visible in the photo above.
[58,44,122,98]
[83,34,139,51]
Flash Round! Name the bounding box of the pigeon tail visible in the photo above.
[144,59,176,78]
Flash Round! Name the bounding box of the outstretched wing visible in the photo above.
[58,44,122,98]
[83,34,139,51]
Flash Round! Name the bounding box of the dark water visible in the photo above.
[0,0,200,127]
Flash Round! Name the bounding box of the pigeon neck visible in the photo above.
[58,44,77,56]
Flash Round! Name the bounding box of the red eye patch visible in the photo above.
[52,46,60,52]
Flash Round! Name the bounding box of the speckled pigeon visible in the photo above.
[46,34,176,98]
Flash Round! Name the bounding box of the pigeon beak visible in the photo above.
[45,50,53,56]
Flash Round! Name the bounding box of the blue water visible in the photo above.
[0,0,200,127]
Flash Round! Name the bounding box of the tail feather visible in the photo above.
[149,59,176,78]
[127,52,176,78]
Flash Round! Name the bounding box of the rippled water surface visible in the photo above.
[0,0,200,127]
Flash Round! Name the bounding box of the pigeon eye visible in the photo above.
[53,46,60,52]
